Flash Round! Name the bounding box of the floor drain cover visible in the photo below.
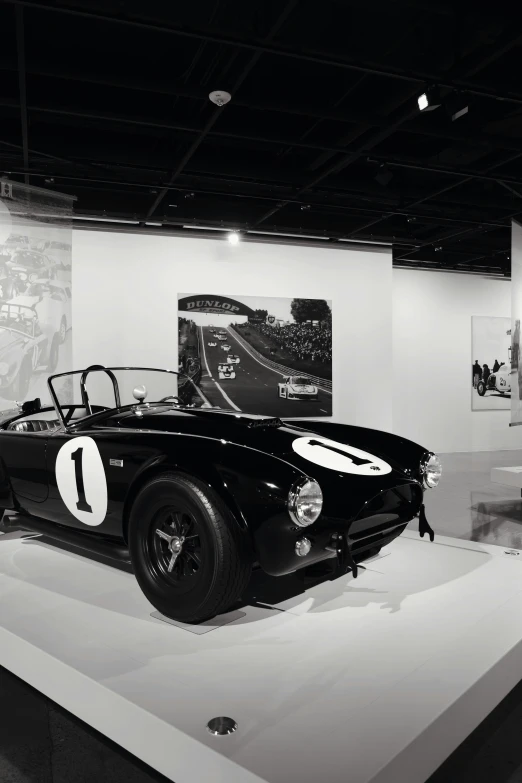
[207,716,238,735]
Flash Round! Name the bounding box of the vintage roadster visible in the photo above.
[0,366,440,623]
[477,366,511,397]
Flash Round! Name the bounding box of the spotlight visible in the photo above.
[227,231,240,245]
[374,164,394,187]
[418,87,442,112]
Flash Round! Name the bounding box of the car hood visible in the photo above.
[110,407,427,488]
[5,295,39,308]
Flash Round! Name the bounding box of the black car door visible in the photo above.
[44,427,138,538]
[0,430,49,503]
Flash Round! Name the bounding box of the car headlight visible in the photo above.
[421,453,442,489]
[288,478,323,527]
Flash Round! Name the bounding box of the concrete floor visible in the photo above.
[3,449,522,782]
[419,449,522,549]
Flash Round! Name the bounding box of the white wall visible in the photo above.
[393,269,515,453]
[72,229,393,432]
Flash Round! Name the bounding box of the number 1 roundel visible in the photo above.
[55,436,108,526]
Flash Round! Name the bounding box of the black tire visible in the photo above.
[59,316,67,344]
[477,380,486,396]
[47,334,60,372]
[128,473,252,623]
[3,356,32,400]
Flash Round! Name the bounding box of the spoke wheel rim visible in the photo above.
[149,506,202,586]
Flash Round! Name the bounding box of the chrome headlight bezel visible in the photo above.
[420,452,442,489]
[288,477,323,527]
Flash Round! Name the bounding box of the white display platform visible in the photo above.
[491,465,522,491]
[2,529,522,783]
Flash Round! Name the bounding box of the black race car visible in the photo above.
[0,366,441,623]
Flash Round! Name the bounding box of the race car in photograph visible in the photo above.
[208,341,217,347]
[221,344,231,352]
[227,354,240,364]
[217,334,227,341]
[477,366,511,397]
[218,362,236,379]
[278,376,319,401]
[0,365,440,624]
[6,249,57,291]
[0,302,61,399]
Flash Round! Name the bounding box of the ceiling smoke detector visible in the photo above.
[209,90,232,107]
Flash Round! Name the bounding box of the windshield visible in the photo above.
[292,377,311,385]
[48,366,210,425]
[0,303,37,336]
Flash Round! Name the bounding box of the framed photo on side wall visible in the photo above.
[471,316,511,410]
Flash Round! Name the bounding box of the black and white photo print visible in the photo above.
[0,181,73,409]
[178,294,332,417]
[471,316,511,410]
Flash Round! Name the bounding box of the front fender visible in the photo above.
[121,436,306,549]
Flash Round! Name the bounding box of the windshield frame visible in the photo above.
[48,365,183,431]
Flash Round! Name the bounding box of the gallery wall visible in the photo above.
[71,229,393,432]
[393,269,515,453]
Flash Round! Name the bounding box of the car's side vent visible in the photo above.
[247,417,283,429]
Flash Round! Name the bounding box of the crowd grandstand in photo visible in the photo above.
[246,321,332,365]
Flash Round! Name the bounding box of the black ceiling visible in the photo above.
[0,0,521,275]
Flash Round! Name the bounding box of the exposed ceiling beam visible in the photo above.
[350,150,522,240]
[0,147,515,226]
[4,1,522,106]
[6,101,522,184]
[144,0,299,219]
[14,6,29,184]
[3,65,522,156]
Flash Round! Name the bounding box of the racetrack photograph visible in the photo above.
[178,294,332,417]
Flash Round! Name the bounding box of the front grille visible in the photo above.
[347,482,422,553]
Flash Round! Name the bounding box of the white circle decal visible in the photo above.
[292,436,392,476]
[55,436,108,526]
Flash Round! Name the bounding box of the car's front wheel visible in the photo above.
[128,473,252,623]
[477,380,486,396]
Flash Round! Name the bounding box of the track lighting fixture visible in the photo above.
[418,87,442,112]
[374,164,394,187]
